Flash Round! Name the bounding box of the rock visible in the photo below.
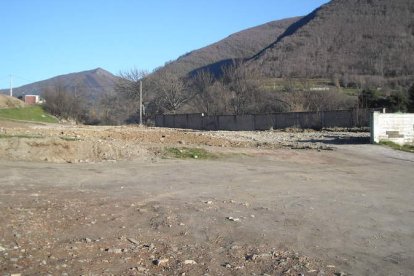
[335,273,346,276]
[106,248,123,254]
[258,253,272,258]
[226,216,240,222]
[84,238,92,243]
[245,254,258,261]
[0,245,6,251]
[127,238,139,245]
[184,260,197,265]
[144,243,155,250]
[131,266,148,272]
[205,201,213,204]
[317,270,326,276]
[137,266,148,272]
[153,258,169,266]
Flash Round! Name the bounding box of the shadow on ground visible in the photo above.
[300,135,370,145]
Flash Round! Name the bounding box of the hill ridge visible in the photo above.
[0,68,119,100]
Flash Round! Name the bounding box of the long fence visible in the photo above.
[155,109,372,131]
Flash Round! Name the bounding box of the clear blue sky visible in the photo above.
[0,0,329,87]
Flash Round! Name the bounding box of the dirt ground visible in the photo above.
[0,121,413,275]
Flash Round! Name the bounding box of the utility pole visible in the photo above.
[139,80,143,126]
[9,75,13,97]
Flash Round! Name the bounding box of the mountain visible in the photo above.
[159,17,301,76]
[248,0,414,85]
[1,68,119,100]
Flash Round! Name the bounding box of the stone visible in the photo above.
[106,248,123,254]
[153,258,169,266]
[127,238,139,245]
[226,216,240,222]
[137,266,148,272]
[184,260,197,265]
[245,254,258,261]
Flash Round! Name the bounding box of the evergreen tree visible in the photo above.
[408,85,414,113]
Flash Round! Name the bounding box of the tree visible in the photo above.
[388,91,408,113]
[190,71,223,114]
[42,82,86,122]
[117,68,148,102]
[148,70,193,114]
[221,61,262,114]
[116,68,148,123]
[408,84,414,112]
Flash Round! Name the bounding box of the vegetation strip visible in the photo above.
[0,106,58,123]
[379,141,414,153]
[164,147,218,160]
[0,134,44,139]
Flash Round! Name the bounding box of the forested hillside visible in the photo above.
[160,17,301,76]
[249,0,414,87]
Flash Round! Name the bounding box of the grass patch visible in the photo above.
[164,147,218,160]
[379,141,414,153]
[0,134,44,139]
[0,105,58,123]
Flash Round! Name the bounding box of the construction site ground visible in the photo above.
[0,120,413,275]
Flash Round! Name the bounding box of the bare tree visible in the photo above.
[42,82,86,122]
[189,70,218,114]
[117,68,148,102]
[221,61,262,114]
[148,70,193,114]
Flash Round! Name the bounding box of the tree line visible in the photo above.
[42,63,414,125]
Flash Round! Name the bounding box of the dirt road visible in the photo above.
[0,123,413,275]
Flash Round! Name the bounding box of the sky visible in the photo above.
[0,0,329,88]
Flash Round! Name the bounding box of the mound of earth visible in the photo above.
[0,94,26,108]
[0,120,369,164]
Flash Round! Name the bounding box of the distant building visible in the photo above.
[24,95,41,105]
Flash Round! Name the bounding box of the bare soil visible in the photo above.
[0,121,413,275]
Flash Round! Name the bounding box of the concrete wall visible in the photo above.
[371,112,414,145]
[156,109,372,131]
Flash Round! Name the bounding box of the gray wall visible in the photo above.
[155,109,371,131]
